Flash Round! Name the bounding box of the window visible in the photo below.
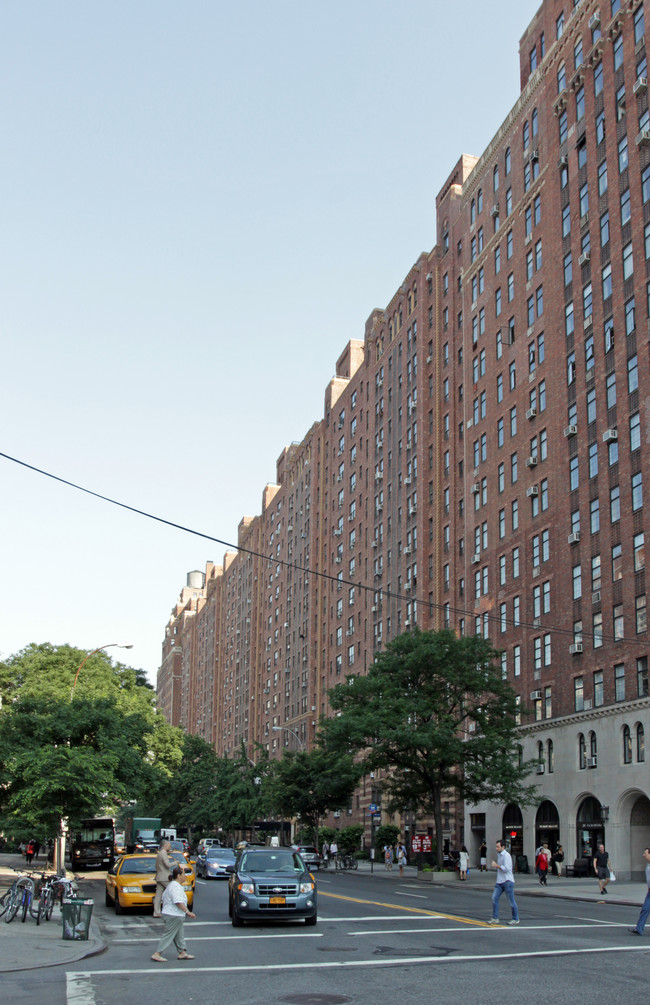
[596,110,605,144]
[635,5,645,45]
[638,724,645,762]
[559,109,568,144]
[614,603,624,640]
[631,412,641,451]
[576,85,585,121]
[598,159,608,196]
[556,11,564,39]
[505,147,511,175]
[623,242,634,280]
[564,252,572,287]
[602,263,612,301]
[594,611,603,649]
[618,135,628,173]
[633,472,643,511]
[580,183,589,219]
[590,498,600,534]
[611,484,620,522]
[635,533,645,572]
[615,663,626,702]
[574,36,583,69]
[624,724,633,764]
[575,680,585,714]
[594,61,604,97]
[558,62,567,93]
[573,563,582,600]
[594,670,604,708]
[638,656,649,697]
[601,210,610,247]
[636,594,647,633]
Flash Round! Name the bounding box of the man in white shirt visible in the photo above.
[489,839,519,925]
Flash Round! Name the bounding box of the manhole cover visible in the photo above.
[280,996,351,1005]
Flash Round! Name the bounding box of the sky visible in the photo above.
[1,0,540,684]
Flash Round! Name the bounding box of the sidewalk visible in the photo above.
[0,853,106,973]
[336,858,644,906]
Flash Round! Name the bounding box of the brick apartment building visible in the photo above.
[159,0,650,877]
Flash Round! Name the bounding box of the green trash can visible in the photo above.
[61,898,93,940]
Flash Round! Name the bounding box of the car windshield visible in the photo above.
[207,848,234,860]
[240,851,303,873]
[171,852,190,866]
[118,857,155,875]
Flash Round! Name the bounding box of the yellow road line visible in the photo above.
[319,890,491,927]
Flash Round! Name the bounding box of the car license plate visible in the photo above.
[269,896,285,904]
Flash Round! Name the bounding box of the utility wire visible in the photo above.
[1,449,645,650]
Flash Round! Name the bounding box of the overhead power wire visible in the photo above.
[0,449,645,650]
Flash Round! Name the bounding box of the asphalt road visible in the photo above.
[5,868,649,1005]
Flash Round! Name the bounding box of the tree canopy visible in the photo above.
[267,746,361,848]
[0,643,183,841]
[321,628,537,867]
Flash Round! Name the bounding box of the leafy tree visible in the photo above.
[267,747,361,850]
[321,628,537,868]
[0,644,183,843]
[374,823,401,853]
[338,824,364,855]
[151,733,221,844]
[209,744,274,844]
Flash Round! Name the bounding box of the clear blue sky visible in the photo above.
[1,0,540,682]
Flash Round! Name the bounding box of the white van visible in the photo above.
[197,837,221,854]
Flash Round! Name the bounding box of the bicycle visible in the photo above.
[3,874,36,923]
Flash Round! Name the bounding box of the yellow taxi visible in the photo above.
[105,852,195,914]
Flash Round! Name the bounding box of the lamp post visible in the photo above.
[272,725,305,750]
[71,642,134,697]
[57,642,134,874]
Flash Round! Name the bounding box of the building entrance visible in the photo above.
[576,796,604,864]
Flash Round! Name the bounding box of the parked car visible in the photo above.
[292,845,322,870]
[227,847,317,926]
[196,846,236,879]
[105,853,194,913]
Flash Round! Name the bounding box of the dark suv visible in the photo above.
[227,848,317,926]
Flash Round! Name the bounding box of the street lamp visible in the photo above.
[71,642,134,697]
[272,726,305,750]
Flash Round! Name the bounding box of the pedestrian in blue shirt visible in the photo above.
[489,840,519,925]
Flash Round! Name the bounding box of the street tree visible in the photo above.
[267,747,361,850]
[152,733,221,844]
[321,628,537,868]
[210,744,274,843]
[0,643,183,843]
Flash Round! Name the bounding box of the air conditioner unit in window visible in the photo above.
[491,203,499,217]
[584,699,593,710]
[636,129,650,145]
[526,407,537,420]
[588,12,600,30]
[404,476,412,485]
[333,811,341,818]
[526,485,539,497]
[403,546,411,554]
[375,472,383,481]
[535,762,545,775]
[372,541,377,548]
[569,642,583,654]
[533,617,541,627]
[568,531,580,544]
[603,428,618,442]
[579,251,590,266]
[530,690,542,701]
[531,149,539,162]
[404,583,411,592]
[526,455,538,468]
[634,75,648,94]
[559,154,568,168]
[405,619,412,627]
[564,423,578,437]
[586,756,597,769]
[471,553,481,564]
[371,605,377,612]
[426,355,432,363]
[592,590,601,604]
[471,482,481,493]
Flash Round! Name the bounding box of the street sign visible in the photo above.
[411,835,422,853]
[422,835,432,852]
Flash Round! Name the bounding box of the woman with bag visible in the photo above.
[151,864,195,963]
